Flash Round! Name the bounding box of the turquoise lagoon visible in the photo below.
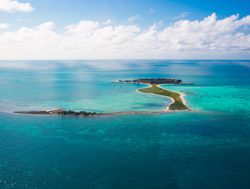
[0,60,250,189]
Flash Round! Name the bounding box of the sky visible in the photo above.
[0,0,249,59]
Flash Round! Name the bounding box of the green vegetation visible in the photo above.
[57,110,99,116]
[14,109,100,116]
[15,82,190,116]
[138,84,189,111]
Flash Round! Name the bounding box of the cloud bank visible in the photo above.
[0,13,250,59]
[0,22,9,29]
[0,0,33,12]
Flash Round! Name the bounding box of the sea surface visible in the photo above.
[0,60,250,189]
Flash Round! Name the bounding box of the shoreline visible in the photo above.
[137,84,191,111]
[156,84,176,111]
[13,109,182,117]
[156,84,191,110]
[136,85,174,112]
[12,81,191,117]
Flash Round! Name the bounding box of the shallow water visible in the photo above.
[0,60,250,189]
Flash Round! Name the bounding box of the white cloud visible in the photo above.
[103,19,114,25]
[37,22,55,30]
[0,0,34,12]
[0,13,250,60]
[65,20,99,35]
[0,22,9,29]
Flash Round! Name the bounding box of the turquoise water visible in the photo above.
[0,60,250,188]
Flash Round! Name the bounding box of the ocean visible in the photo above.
[0,60,250,189]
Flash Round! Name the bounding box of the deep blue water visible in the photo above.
[0,60,250,189]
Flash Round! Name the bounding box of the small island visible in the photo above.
[15,78,191,116]
[118,78,182,84]
[14,109,101,116]
[138,84,189,110]
[118,78,190,111]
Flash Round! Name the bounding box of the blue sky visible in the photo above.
[1,0,249,29]
[0,0,249,59]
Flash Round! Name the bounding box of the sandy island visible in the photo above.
[138,84,190,111]
[14,78,191,117]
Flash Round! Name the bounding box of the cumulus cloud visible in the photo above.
[0,13,249,59]
[0,0,34,12]
[103,19,114,25]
